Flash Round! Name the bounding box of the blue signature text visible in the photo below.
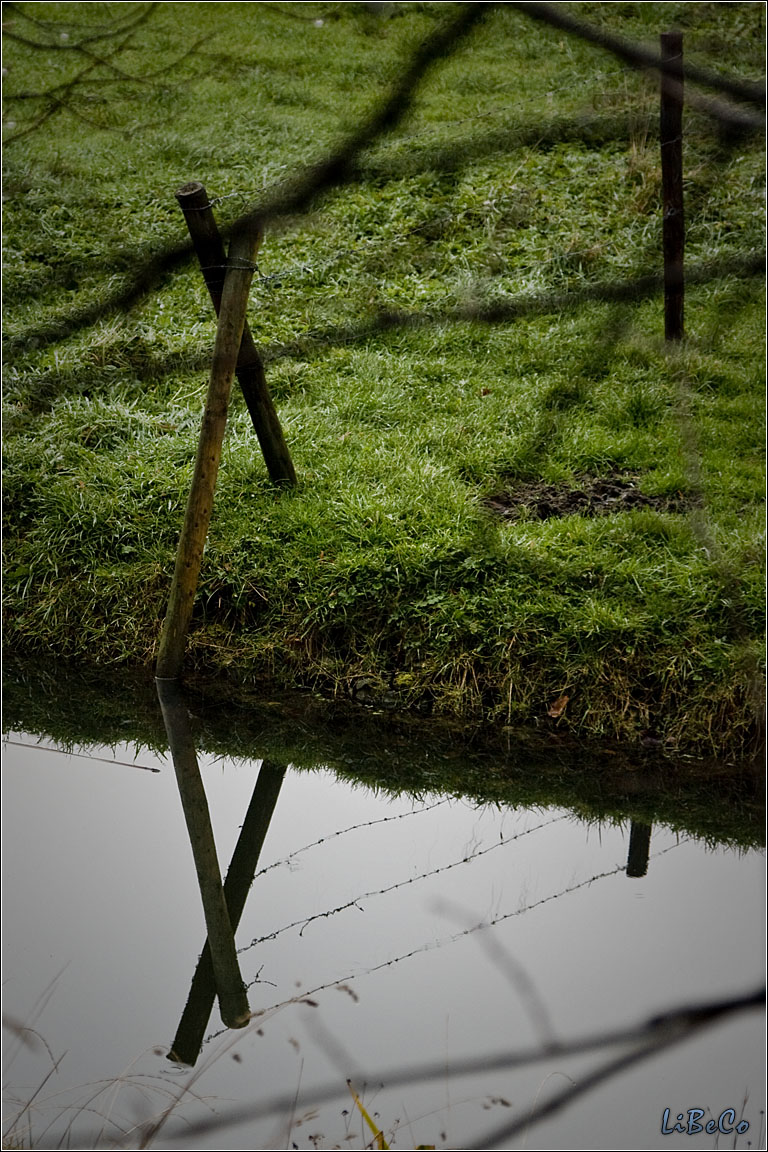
[661,1108,749,1136]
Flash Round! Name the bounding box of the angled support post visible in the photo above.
[176,181,297,487]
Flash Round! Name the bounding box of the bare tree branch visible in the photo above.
[146,986,764,1145]
[2,2,159,50]
[230,3,493,227]
[2,9,165,145]
[255,252,765,365]
[510,2,765,107]
[5,2,762,358]
[469,986,766,1148]
[3,3,493,355]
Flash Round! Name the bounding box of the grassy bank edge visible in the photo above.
[3,657,764,849]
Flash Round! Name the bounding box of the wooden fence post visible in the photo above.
[176,181,297,487]
[169,758,287,1065]
[660,31,685,341]
[156,222,261,680]
[156,678,250,1029]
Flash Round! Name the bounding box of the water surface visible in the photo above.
[2,713,763,1150]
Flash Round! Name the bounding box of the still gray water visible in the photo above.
[2,700,764,1150]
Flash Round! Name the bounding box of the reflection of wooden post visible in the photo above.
[156,679,250,1029]
[156,223,261,680]
[169,758,286,1065]
[626,821,652,878]
[176,182,296,488]
[661,31,684,341]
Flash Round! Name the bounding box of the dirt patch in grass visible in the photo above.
[483,471,695,521]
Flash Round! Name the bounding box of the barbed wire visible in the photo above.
[0,52,729,297]
[238,813,568,953]
[3,2,763,743]
[1,3,490,353]
[180,61,638,216]
[206,57,647,203]
[182,65,652,289]
[201,863,621,1047]
[198,231,623,292]
[178,848,762,1147]
[3,10,763,1142]
[88,105,655,297]
[1,737,161,773]
[7,246,762,430]
[219,839,690,1035]
[253,796,450,880]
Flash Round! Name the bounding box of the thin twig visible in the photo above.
[168,987,766,1143]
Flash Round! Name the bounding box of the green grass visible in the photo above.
[3,2,765,755]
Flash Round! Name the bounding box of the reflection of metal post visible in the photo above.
[169,758,286,1065]
[156,678,250,1029]
[626,821,652,878]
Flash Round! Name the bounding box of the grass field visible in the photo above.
[2,1,765,755]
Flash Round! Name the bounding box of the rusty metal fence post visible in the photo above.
[660,31,685,341]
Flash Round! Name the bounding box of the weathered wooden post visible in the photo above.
[661,31,685,341]
[169,757,287,1065]
[157,678,250,1029]
[176,182,297,487]
[156,221,261,680]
